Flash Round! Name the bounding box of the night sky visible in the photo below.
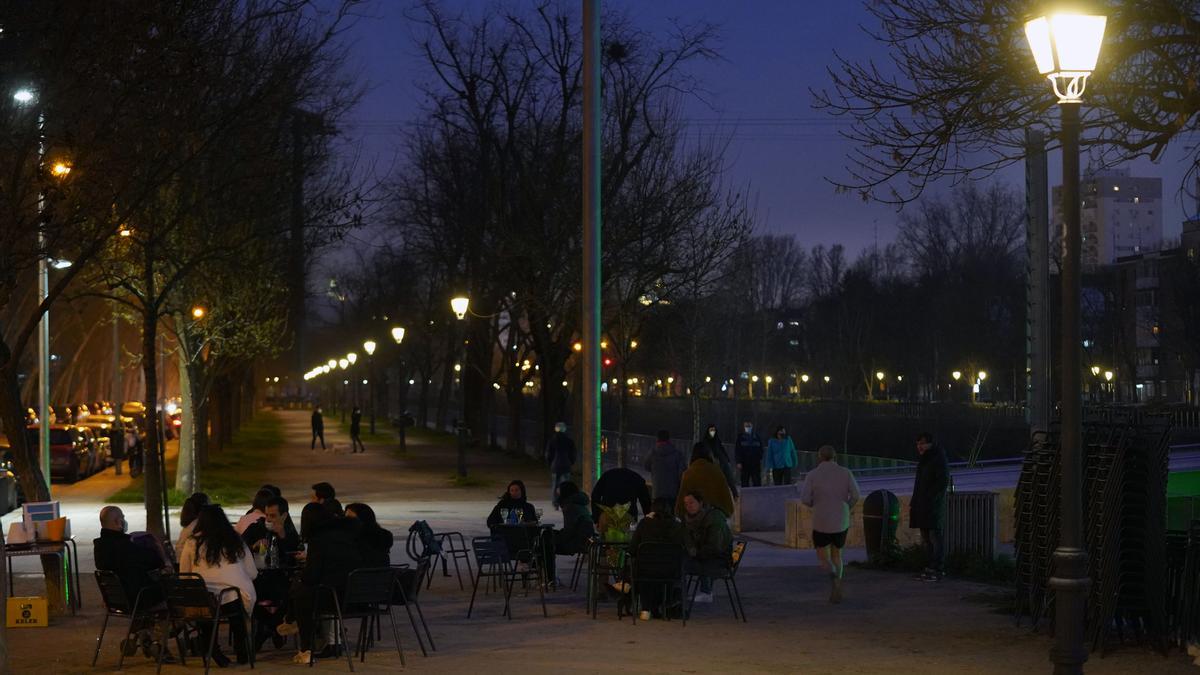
[329,0,1194,260]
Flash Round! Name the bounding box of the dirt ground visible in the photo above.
[5,409,1194,674]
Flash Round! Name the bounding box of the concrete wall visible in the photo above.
[734,484,801,532]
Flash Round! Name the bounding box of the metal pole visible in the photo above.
[368,355,376,435]
[1049,100,1089,675]
[456,322,468,477]
[36,111,51,494]
[581,0,602,493]
[1025,129,1051,432]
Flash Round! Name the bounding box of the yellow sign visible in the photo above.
[7,597,48,628]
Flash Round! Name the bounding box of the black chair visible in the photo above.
[683,540,748,623]
[158,573,255,674]
[331,567,405,669]
[587,539,628,619]
[93,570,158,669]
[468,536,523,619]
[630,542,686,625]
[392,556,435,655]
[407,520,472,590]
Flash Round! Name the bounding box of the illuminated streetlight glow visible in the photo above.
[346,352,357,365]
[453,363,462,372]
[875,371,885,381]
[327,359,337,369]
[338,358,349,370]
[573,342,583,352]
[363,340,377,356]
[391,326,406,344]
[1104,370,1114,382]
[801,374,810,383]
[450,295,470,320]
[13,88,34,104]
[321,365,330,374]
[977,371,987,381]
[952,370,962,381]
[190,306,206,319]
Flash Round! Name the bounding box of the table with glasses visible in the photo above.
[4,537,82,614]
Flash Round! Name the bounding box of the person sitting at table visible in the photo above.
[590,466,652,524]
[175,492,210,556]
[681,490,732,605]
[235,488,275,535]
[94,505,172,660]
[629,497,686,619]
[675,444,734,520]
[178,504,257,667]
[246,495,300,650]
[311,481,344,516]
[486,479,537,527]
[346,502,394,566]
[283,503,365,664]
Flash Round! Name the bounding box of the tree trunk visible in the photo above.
[175,339,195,494]
[140,307,166,539]
[435,361,452,433]
[417,368,431,428]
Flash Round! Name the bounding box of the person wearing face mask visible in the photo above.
[734,421,764,488]
[765,426,798,485]
[701,424,739,499]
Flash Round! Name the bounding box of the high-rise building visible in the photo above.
[1053,168,1163,270]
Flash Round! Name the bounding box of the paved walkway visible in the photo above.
[4,409,1195,673]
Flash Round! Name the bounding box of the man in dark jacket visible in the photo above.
[591,466,652,523]
[643,430,687,502]
[629,497,686,618]
[349,407,365,453]
[545,422,576,507]
[702,424,739,499]
[909,432,950,581]
[311,407,326,450]
[734,421,764,488]
[287,504,366,662]
[94,506,170,659]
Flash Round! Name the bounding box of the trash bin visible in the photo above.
[862,489,901,562]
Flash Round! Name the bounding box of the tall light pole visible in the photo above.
[451,296,470,477]
[16,87,54,492]
[363,340,377,434]
[581,0,602,493]
[391,326,407,451]
[1025,11,1106,675]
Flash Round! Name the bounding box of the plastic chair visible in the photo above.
[92,570,158,669]
[630,542,686,625]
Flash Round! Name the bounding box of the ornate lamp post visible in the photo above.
[1024,10,1107,674]
[363,340,377,434]
[391,326,407,451]
[450,295,469,477]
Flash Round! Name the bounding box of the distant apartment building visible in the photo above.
[1054,168,1164,270]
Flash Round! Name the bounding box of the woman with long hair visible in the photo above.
[175,492,210,555]
[346,502,394,566]
[179,505,257,666]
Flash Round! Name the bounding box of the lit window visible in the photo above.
[1112,185,1120,192]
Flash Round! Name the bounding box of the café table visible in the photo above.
[5,537,82,614]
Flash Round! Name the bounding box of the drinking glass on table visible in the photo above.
[535,508,544,523]
[500,508,510,523]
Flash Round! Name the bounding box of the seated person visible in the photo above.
[178,505,258,667]
[554,482,594,556]
[311,481,343,517]
[346,502,394,567]
[486,480,537,527]
[591,467,652,524]
[242,496,301,557]
[235,488,275,535]
[676,445,734,520]
[245,496,300,648]
[681,490,732,604]
[175,492,210,556]
[93,506,170,657]
[630,497,686,618]
[284,503,365,664]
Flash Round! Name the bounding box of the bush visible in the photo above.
[851,543,1016,585]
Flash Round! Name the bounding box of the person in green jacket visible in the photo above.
[765,426,799,485]
[682,490,732,604]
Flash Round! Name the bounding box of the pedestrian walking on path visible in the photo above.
[765,425,798,485]
[910,432,950,581]
[545,421,576,507]
[735,421,764,488]
[702,424,739,499]
[644,429,687,502]
[310,406,326,450]
[799,445,860,603]
[350,407,366,453]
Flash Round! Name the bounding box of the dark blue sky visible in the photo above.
[331,0,1192,257]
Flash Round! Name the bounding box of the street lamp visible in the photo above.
[391,326,408,450]
[1025,10,1106,674]
[190,306,206,320]
[391,327,406,344]
[952,370,962,381]
[450,295,469,477]
[363,340,377,434]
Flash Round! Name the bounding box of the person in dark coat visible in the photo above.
[545,422,576,507]
[545,481,594,585]
[93,506,171,660]
[285,504,366,663]
[909,432,951,580]
[629,497,686,618]
[643,429,687,502]
[349,407,366,453]
[702,424,739,499]
[486,479,538,527]
[346,502,394,566]
[734,421,764,488]
[310,406,326,450]
[590,466,652,523]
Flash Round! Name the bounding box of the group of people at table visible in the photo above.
[93,481,396,666]
[501,423,739,620]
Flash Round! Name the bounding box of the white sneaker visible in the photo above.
[291,650,312,665]
[693,592,713,604]
[638,610,651,621]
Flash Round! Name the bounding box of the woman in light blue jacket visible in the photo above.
[765,426,798,485]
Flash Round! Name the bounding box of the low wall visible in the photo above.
[734,484,801,532]
[785,491,1017,550]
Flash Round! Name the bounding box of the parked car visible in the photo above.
[0,435,21,514]
[77,426,110,474]
[78,414,125,468]
[28,424,95,483]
